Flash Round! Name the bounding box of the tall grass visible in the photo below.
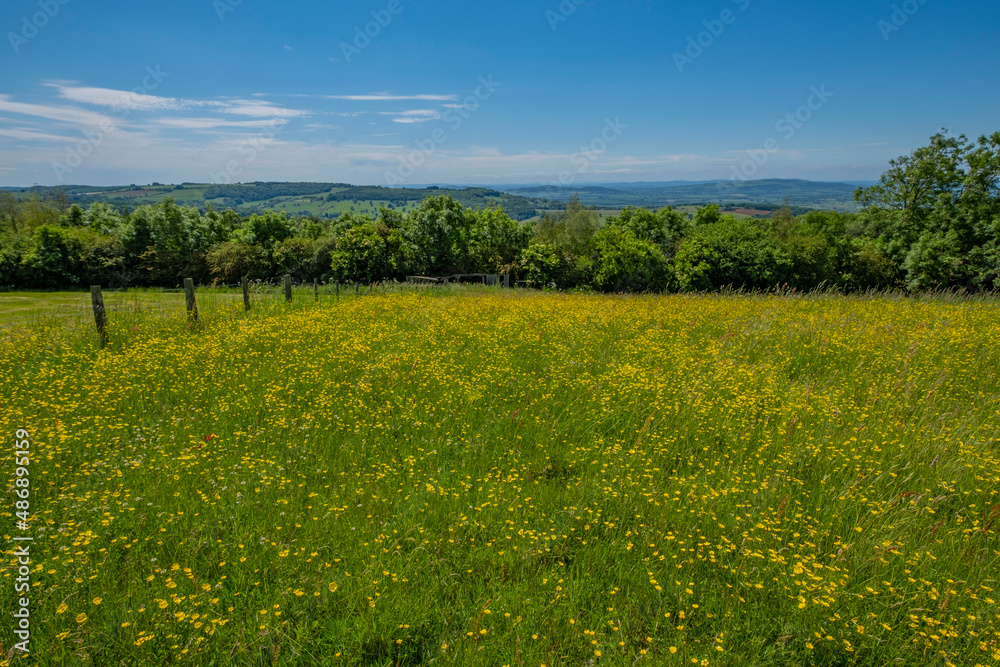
[1,289,998,666]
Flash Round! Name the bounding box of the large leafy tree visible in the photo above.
[531,195,599,287]
[128,200,214,284]
[769,208,856,290]
[532,195,599,257]
[856,130,1000,290]
[605,205,689,256]
[403,195,474,276]
[519,243,563,288]
[674,218,791,291]
[330,222,407,284]
[21,225,83,287]
[469,207,531,275]
[589,226,670,293]
[234,210,294,250]
[206,242,270,282]
[20,225,124,288]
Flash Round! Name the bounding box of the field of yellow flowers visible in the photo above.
[2,288,999,666]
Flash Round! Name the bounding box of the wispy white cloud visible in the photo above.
[322,94,458,102]
[6,81,850,186]
[0,95,115,127]
[382,109,441,124]
[0,127,75,142]
[43,84,309,119]
[257,92,459,102]
[218,100,309,118]
[152,117,289,130]
[724,146,837,158]
[467,146,502,157]
[48,84,182,111]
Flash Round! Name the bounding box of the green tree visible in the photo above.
[235,210,293,249]
[771,210,854,290]
[841,238,900,291]
[672,236,721,292]
[469,207,531,274]
[606,205,689,255]
[206,242,270,283]
[533,195,599,257]
[82,202,126,236]
[589,226,670,293]
[674,218,791,291]
[20,225,122,287]
[693,204,722,226]
[21,225,81,287]
[531,195,599,286]
[403,195,473,275]
[855,130,1000,290]
[77,229,126,287]
[274,237,318,281]
[331,223,406,284]
[520,243,563,288]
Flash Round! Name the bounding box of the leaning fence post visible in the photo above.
[90,285,108,348]
[314,279,319,302]
[284,275,292,303]
[242,275,250,311]
[184,278,198,321]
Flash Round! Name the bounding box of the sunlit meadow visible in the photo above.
[1,288,999,666]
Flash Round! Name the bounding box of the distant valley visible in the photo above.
[3,178,869,218]
[504,178,866,212]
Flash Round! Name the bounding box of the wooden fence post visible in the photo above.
[314,279,319,302]
[242,275,250,311]
[335,281,340,300]
[90,285,108,348]
[184,278,198,321]
[355,283,359,296]
[504,273,510,288]
[284,275,292,303]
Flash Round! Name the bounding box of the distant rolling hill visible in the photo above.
[506,178,864,211]
[4,182,559,221]
[5,178,866,218]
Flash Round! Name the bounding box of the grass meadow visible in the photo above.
[1,287,999,666]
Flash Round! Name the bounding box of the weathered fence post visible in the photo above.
[241,275,250,311]
[90,285,108,348]
[184,278,198,321]
[314,279,319,302]
[504,273,510,288]
[336,281,340,300]
[355,283,359,296]
[284,275,292,303]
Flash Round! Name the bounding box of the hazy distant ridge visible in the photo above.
[505,178,864,211]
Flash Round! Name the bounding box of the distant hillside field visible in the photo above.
[5,183,558,221]
[4,178,864,218]
[507,179,863,211]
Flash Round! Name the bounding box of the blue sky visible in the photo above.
[0,0,998,187]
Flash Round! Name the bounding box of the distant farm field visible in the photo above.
[1,290,999,666]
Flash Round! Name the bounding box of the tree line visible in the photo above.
[1,131,997,292]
